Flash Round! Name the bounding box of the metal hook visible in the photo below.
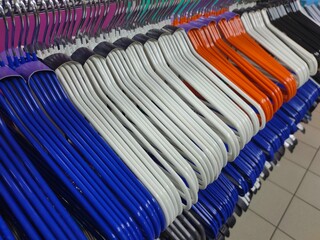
[125,0,139,29]
[53,0,61,47]
[0,5,10,58]
[20,0,29,54]
[118,0,128,29]
[96,0,109,37]
[83,0,94,40]
[75,0,86,43]
[5,0,16,57]
[47,0,55,47]
[15,0,25,58]
[28,0,39,53]
[60,0,70,47]
[131,0,141,27]
[107,0,120,32]
[89,0,99,38]
[67,0,76,42]
[40,0,49,50]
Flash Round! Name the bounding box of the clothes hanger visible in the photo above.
[241,10,310,86]
[135,33,240,164]
[0,120,79,240]
[0,114,88,240]
[149,27,282,191]
[112,39,225,178]
[217,13,298,102]
[0,216,15,240]
[156,28,246,156]
[29,43,161,240]
[75,47,200,208]
[3,14,142,239]
[150,28,258,149]
[260,8,318,76]
[163,27,261,138]
[111,37,226,182]
[0,82,136,240]
[32,11,168,235]
[181,20,276,123]
[28,63,161,239]
[266,2,320,63]
[50,52,182,227]
[2,74,142,240]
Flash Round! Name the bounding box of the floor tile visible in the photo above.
[228,210,275,240]
[309,111,320,130]
[284,141,317,169]
[296,171,320,210]
[309,150,320,176]
[249,181,292,225]
[269,159,306,193]
[295,124,320,148]
[271,229,294,240]
[279,197,320,240]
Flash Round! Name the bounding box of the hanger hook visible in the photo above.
[68,0,76,43]
[0,4,10,58]
[59,0,69,47]
[28,0,39,53]
[89,0,98,38]
[47,0,55,47]
[53,0,61,48]
[19,0,29,54]
[5,0,16,58]
[40,0,49,49]
[15,0,25,58]
[97,0,109,37]
[76,0,86,43]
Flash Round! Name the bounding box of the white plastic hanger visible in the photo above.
[131,42,227,166]
[155,30,259,149]
[260,9,318,76]
[249,10,309,83]
[241,11,309,86]
[169,30,268,133]
[172,30,264,137]
[82,53,199,209]
[305,4,320,22]
[55,61,183,226]
[168,30,262,135]
[108,47,218,186]
[142,37,242,163]
[142,37,243,163]
[109,41,226,182]
[295,0,320,25]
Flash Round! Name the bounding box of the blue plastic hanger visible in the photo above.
[0,113,87,239]
[0,70,131,238]
[29,71,154,239]
[0,216,15,240]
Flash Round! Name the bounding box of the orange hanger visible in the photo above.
[217,15,297,102]
[187,27,274,122]
[204,20,284,113]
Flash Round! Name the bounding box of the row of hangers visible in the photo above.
[0,0,320,239]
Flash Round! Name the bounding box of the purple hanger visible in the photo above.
[178,23,199,33]
[15,60,54,82]
[0,3,117,53]
[0,65,20,81]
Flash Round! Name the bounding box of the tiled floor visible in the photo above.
[228,105,320,240]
